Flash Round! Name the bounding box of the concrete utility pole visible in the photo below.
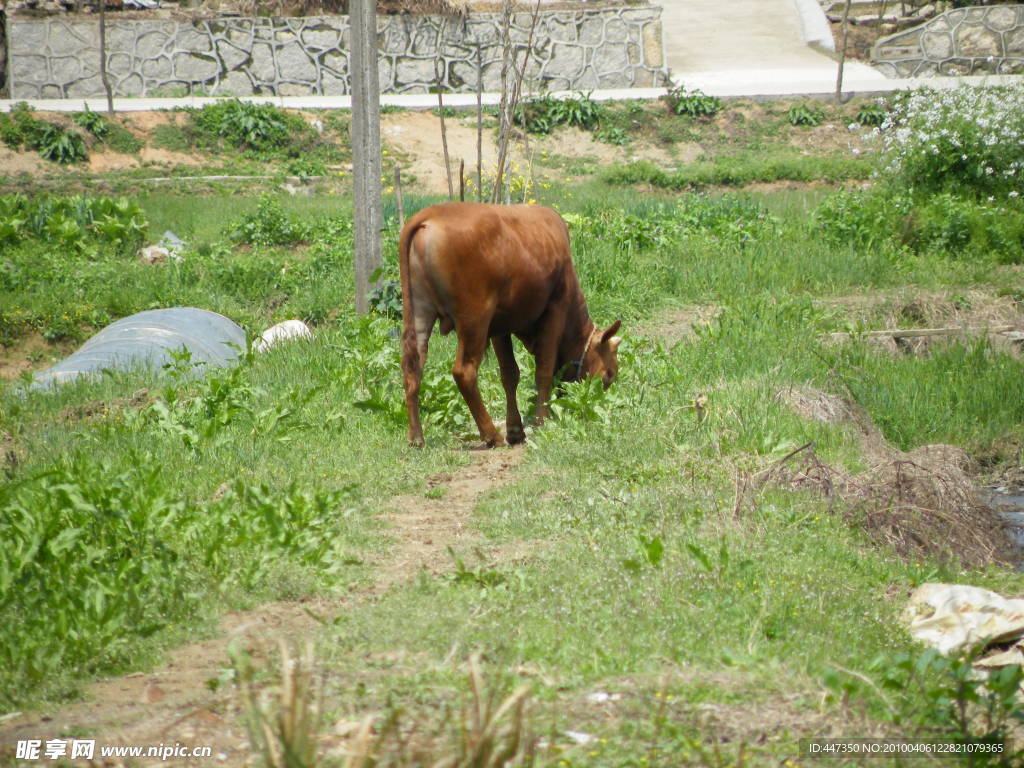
[350,0,383,315]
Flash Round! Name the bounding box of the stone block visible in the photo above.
[50,56,82,82]
[547,42,585,78]
[104,25,137,54]
[921,30,952,59]
[142,55,173,80]
[574,67,599,90]
[379,19,408,53]
[10,23,47,53]
[621,9,657,24]
[604,18,629,43]
[378,57,395,91]
[66,20,99,45]
[176,27,213,53]
[642,22,663,69]
[219,70,255,95]
[956,25,1000,58]
[938,57,972,76]
[323,49,348,74]
[395,57,436,88]
[480,61,504,91]
[540,75,571,91]
[41,85,63,98]
[544,16,577,43]
[579,17,603,46]
[173,51,219,81]
[108,52,133,77]
[1008,27,1024,56]
[117,72,144,96]
[216,39,250,71]
[465,19,500,45]
[410,24,440,56]
[12,55,48,84]
[66,75,103,97]
[136,29,171,59]
[276,44,317,81]
[302,24,341,50]
[226,24,255,47]
[911,60,938,77]
[322,70,348,95]
[450,60,478,90]
[986,6,1018,32]
[278,81,313,96]
[999,58,1024,74]
[251,42,276,81]
[593,41,629,77]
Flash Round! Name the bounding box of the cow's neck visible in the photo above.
[559,290,596,377]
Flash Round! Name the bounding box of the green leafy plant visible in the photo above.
[367,271,402,320]
[190,99,295,153]
[0,104,88,164]
[515,91,603,134]
[665,86,722,118]
[855,101,888,127]
[595,125,630,146]
[227,193,307,246]
[787,103,825,127]
[828,650,1024,764]
[285,156,328,178]
[72,107,111,140]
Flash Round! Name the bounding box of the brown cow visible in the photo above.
[399,202,622,447]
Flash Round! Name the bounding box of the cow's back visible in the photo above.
[401,203,575,336]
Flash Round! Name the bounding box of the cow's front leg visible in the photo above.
[491,335,524,445]
[453,327,504,447]
[532,311,567,426]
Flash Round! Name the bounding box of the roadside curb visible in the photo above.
[0,74,1021,114]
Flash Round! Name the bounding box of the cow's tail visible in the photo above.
[398,217,425,373]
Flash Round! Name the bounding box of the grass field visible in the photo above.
[3,90,1024,766]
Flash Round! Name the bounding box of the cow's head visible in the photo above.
[582,320,622,389]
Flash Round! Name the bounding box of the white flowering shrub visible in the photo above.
[877,84,1024,198]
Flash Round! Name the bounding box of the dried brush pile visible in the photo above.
[763,387,1011,569]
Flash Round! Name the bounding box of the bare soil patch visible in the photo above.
[0,444,529,766]
[0,145,50,176]
[774,385,1011,569]
[0,333,74,382]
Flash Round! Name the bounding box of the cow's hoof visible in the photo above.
[409,436,425,448]
[485,434,506,448]
[506,426,526,445]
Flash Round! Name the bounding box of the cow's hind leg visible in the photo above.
[402,308,436,447]
[491,335,525,445]
[453,325,503,447]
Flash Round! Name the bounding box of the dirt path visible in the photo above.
[0,445,527,765]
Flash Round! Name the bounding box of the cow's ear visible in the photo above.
[601,320,622,344]
[609,336,622,352]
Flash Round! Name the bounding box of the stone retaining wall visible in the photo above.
[871,3,1024,77]
[6,7,665,98]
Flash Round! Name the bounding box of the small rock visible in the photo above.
[138,245,171,265]
[564,730,595,745]
[586,691,622,704]
[254,319,313,352]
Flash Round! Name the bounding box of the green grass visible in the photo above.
[4,177,1024,761]
[602,154,875,190]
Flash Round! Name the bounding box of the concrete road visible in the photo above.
[661,0,891,96]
